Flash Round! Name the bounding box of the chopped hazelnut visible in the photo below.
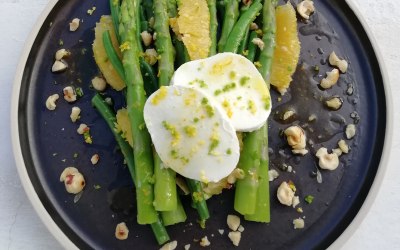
[69,18,80,32]
[115,222,129,240]
[144,48,158,65]
[284,126,307,155]
[91,154,100,165]
[45,94,60,110]
[60,167,85,194]
[252,37,265,50]
[316,147,339,170]
[308,114,317,122]
[268,169,279,181]
[77,123,88,135]
[55,49,70,60]
[250,22,259,30]
[297,0,315,19]
[70,106,81,122]
[292,196,300,208]
[325,96,343,110]
[277,181,295,206]
[160,240,178,250]
[332,148,343,156]
[283,110,295,121]
[320,69,339,89]
[345,124,356,139]
[338,139,349,153]
[91,76,107,91]
[227,215,240,231]
[329,51,348,73]
[52,60,68,72]
[199,236,210,247]
[293,218,305,229]
[63,86,77,102]
[141,31,153,47]
[228,231,241,246]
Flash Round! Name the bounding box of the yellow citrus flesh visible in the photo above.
[177,0,211,60]
[270,3,301,95]
[93,15,125,91]
[115,108,133,147]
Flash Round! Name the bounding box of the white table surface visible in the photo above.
[0,0,399,249]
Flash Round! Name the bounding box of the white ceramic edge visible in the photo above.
[328,0,393,249]
[10,0,78,249]
[10,0,393,249]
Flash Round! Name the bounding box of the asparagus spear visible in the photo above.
[207,0,218,56]
[258,0,278,84]
[153,0,175,87]
[119,0,158,225]
[245,124,270,222]
[246,31,258,61]
[110,0,122,44]
[187,179,210,226]
[152,0,179,212]
[223,0,262,53]
[217,0,239,52]
[160,0,209,223]
[243,0,277,222]
[91,94,170,244]
[161,197,187,226]
[234,130,262,215]
[102,30,125,82]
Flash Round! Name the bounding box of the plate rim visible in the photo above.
[328,0,393,249]
[10,0,78,249]
[10,0,393,249]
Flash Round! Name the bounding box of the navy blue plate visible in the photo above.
[16,0,387,249]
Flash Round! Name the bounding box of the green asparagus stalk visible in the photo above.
[238,25,250,55]
[119,0,158,225]
[152,0,179,212]
[217,0,239,52]
[140,6,149,32]
[243,0,277,222]
[91,94,170,244]
[161,197,187,226]
[110,0,122,44]
[187,179,210,225]
[153,150,177,211]
[234,130,262,215]
[223,0,262,53]
[245,124,270,222]
[207,0,218,56]
[150,218,171,245]
[258,0,277,83]
[140,57,159,96]
[246,31,258,61]
[166,0,178,17]
[153,0,175,87]
[102,30,125,81]
[142,0,154,25]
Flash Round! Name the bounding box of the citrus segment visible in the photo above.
[177,0,211,60]
[270,3,300,95]
[93,15,125,91]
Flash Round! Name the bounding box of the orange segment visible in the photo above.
[177,0,211,60]
[270,3,301,95]
[92,15,125,91]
